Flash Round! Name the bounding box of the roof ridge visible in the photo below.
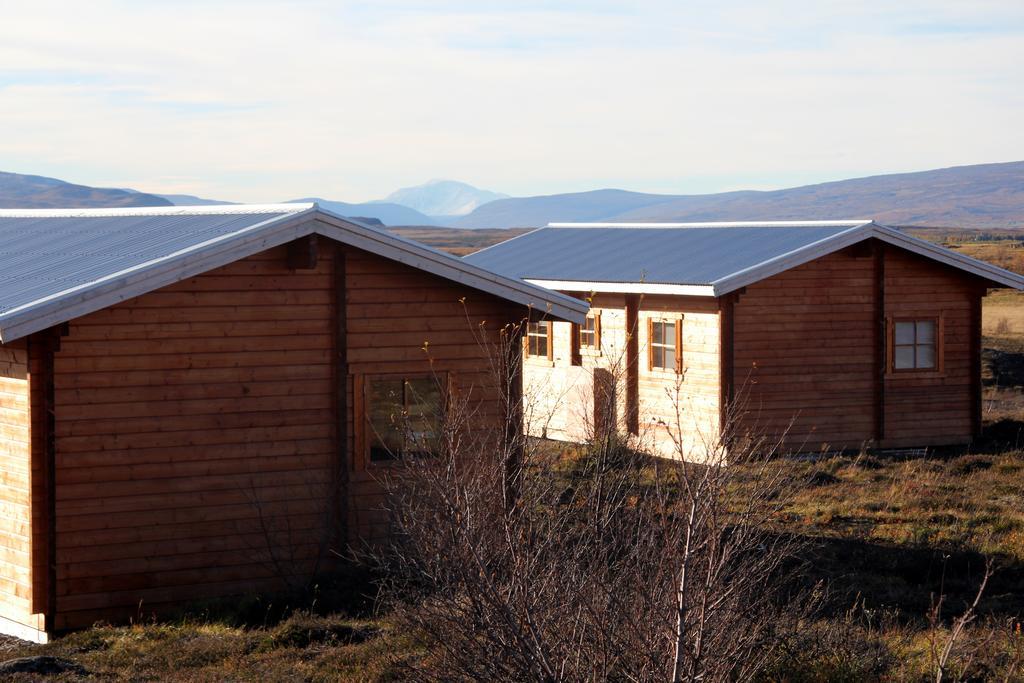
[0,203,314,218]
[546,220,874,229]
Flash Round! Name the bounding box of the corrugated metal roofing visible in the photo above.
[0,205,308,316]
[463,220,1024,297]
[0,204,587,342]
[464,221,866,285]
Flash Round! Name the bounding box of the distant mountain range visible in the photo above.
[381,179,507,217]
[286,197,438,227]
[451,161,1024,229]
[0,171,172,209]
[151,193,233,206]
[2,162,1023,229]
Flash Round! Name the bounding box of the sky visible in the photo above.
[1,0,1023,203]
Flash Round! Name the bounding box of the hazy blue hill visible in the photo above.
[612,161,1024,227]
[452,189,695,228]
[287,197,440,227]
[452,161,1024,229]
[383,179,508,217]
[7,161,1023,229]
[0,171,172,209]
[157,193,235,206]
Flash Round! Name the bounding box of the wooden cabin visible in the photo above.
[465,221,1024,461]
[0,204,586,642]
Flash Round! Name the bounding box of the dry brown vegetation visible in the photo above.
[4,441,1022,681]
[388,226,528,256]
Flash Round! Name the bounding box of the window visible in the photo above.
[892,319,937,371]
[649,318,682,373]
[526,320,552,359]
[579,313,600,351]
[364,376,444,462]
[572,313,601,366]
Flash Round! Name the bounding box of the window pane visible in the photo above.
[894,322,915,345]
[664,322,675,345]
[916,343,936,369]
[584,316,595,333]
[404,378,442,453]
[651,322,663,344]
[652,346,663,369]
[894,346,915,369]
[527,321,550,357]
[916,320,936,344]
[367,379,404,461]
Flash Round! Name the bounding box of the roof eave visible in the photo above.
[709,222,1024,295]
[525,279,716,297]
[868,224,1024,291]
[311,208,588,322]
[710,222,873,295]
[0,205,588,343]
[0,207,321,343]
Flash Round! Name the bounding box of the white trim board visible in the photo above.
[0,613,48,644]
[525,279,716,297]
[547,220,872,229]
[0,205,588,342]
[0,203,311,217]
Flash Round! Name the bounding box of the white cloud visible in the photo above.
[0,0,1021,201]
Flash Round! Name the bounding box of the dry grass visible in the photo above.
[733,449,1024,563]
[4,448,1022,680]
[0,615,414,682]
[387,226,528,256]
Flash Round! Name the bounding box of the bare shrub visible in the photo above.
[370,322,811,681]
[928,558,1002,682]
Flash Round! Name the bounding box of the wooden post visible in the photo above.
[970,287,983,440]
[28,326,63,633]
[718,293,735,438]
[288,234,319,270]
[333,244,349,549]
[625,294,640,436]
[502,318,525,512]
[873,242,886,444]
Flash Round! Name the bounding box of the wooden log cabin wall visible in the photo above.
[0,205,586,641]
[731,240,989,452]
[465,222,1024,464]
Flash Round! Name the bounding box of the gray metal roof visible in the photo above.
[0,205,304,316]
[0,204,587,342]
[465,221,866,285]
[464,220,1024,296]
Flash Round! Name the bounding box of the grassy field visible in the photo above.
[1,231,1022,680]
[4,448,1022,680]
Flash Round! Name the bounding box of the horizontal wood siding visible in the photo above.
[0,341,38,629]
[343,248,523,541]
[733,242,984,452]
[882,248,980,447]
[520,293,721,461]
[733,247,877,451]
[45,238,527,629]
[51,245,337,629]
[637,296,721,461]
